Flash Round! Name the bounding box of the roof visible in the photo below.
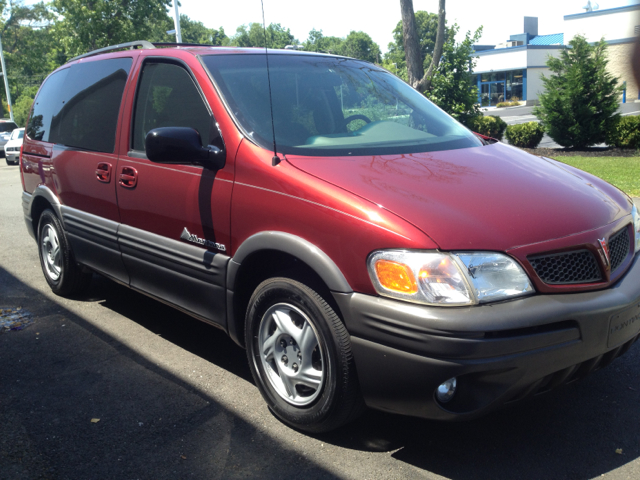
[66,41,340,64]
[529,33,564,45]
[564,3,640,20]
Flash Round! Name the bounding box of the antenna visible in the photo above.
[261,0,281,167]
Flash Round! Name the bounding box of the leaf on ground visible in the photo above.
[615,448,623,454]
[91,418,100,423]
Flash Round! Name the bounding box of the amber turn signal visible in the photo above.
[374,259,418,294]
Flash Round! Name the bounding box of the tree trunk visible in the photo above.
[400,0,446,93]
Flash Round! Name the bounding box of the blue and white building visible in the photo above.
[473,4,640,106]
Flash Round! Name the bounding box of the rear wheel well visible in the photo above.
[232,250,342,348]
[31,196,54,240]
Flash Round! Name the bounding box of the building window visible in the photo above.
[477,69,525,106]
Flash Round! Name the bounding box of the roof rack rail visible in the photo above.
[152,42,217,48]
[67,40,155,63]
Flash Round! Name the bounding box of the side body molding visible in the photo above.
[227,231,353,293]
[22,186,64,239]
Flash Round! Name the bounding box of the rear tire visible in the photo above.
[37,209,91,296]
[245,277,364,433]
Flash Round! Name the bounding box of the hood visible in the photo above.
[286,143,631,251]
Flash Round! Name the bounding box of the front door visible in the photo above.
[115,58,232,326]
[489,81,505,106]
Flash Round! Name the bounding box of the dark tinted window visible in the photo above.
[0,122,18,133]
[28,58,132,152]
[132,62,212,151]
[27,68,70,141]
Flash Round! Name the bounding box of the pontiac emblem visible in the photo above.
[598,238,610,267]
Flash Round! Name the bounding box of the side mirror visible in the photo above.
[145,127,226,170]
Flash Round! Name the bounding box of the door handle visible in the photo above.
[119,166,138,188]
[96,162,112,183]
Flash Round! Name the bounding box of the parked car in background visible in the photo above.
[0,120,18,156]
[5,127,24,165]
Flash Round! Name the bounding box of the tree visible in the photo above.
[399,0,445,92]
[303,29,345,54]
[303,29,381,62]
[385,10,452,80]
[0,1,58,116]
[534,35,621,148]
[230,23,296,49]
[341,31,380,63]
[12,85,38,127]
[51,0,173,58]
[151,14,228,46]
[426,25,482,127]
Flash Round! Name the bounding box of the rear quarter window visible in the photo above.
[27,58,132,153]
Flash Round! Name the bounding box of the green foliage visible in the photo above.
[425,25,483,128]
[303,29,345,55]
[0,1,58,104]
[302,29,381,63]
[12,87,38,127]
[534,35,621,149]
[151,14,228,46]
[384,11,453,82]
[505,122,545,148]
[341,31,380,63]
[51,0,173,58]
[471,115,507,141]
[496,101,520,108]
[230,23,297,49]
[605,115,640,149]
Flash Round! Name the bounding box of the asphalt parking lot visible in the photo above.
[1,161,640,480]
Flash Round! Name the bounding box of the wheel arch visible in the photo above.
[226,232,353,347]
[25,186,63,241]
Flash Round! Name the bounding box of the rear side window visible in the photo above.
[0,122,17,133]
[28,58,132,153]
[132,62,212,151]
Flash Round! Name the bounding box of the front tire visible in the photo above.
[245,278,363,433]
[37,209,91,296]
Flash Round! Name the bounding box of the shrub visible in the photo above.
[471,115,507,141]
[13,96,35,128]
[533,35,620,148]
[496,101,520,108]
[606,115,640,149]
[505,122,545,148]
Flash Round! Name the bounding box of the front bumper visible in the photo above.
[334,254,640,421]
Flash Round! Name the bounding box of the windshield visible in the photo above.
[202,54,481,156]
[11,129,24,140]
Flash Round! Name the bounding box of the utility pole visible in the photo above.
[173,1,182,43]
[0,35,14,122]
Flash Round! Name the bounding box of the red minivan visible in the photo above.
[20,41,640,432]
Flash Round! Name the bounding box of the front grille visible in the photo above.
[529,250,602,284]
[5,147,17,152]
[609,227,630,272]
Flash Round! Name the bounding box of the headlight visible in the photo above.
[632,205,640,254]
[367,250,534,306]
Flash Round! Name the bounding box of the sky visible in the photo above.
[176,0,640,52]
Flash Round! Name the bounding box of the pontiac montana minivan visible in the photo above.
[20,41,640,432]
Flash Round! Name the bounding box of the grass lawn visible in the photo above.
[552,156,640,197]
